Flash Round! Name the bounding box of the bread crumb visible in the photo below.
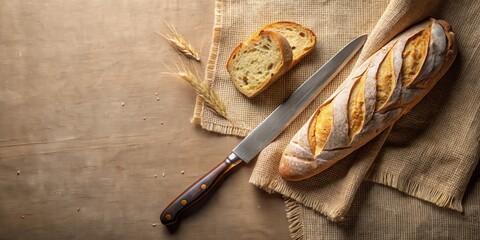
[17,171,20,175]
[162,173,165,177]
[143,117,146,120]
[156,97,160,101]
[77,208,80,212]
[22,216,25,219]
[121,102,125,106]
[152,223,157,227]
[181,171,184,174]
[161,122,164,125]
[155,92,158,95]
[154,175,157,178]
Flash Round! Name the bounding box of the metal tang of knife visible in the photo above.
[160,34,368,226]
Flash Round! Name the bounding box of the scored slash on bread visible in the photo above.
[227,22,317,98]
[279,18,457,181]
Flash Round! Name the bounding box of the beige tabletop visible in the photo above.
[0,0,290,239]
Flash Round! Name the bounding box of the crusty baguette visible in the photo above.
[227,30,293,98]
[279,18,457,181]
[261,21,317,68]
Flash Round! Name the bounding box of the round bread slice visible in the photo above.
[226,30,293,98]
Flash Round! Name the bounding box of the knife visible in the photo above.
[160,34,367,226]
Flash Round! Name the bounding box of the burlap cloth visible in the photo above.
[193,0,480,238]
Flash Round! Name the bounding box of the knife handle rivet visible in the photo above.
[201,184,206,190]
[165,214,172,220]
[181,199,187,205]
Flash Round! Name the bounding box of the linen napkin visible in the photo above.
[193,0,480,238]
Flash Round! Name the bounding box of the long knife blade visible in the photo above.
[160,34,367,226]
[233,34,367,162]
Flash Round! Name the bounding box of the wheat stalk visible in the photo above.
[157,20,201,61]
[167,61,228,120]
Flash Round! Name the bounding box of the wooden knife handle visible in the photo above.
[160,153,243,226]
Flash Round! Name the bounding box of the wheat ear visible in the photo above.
[157,20,201,61]
[167,61,228,120]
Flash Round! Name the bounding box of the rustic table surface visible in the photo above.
[0,1,291,239]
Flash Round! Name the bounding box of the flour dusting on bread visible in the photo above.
[280,19,457,181]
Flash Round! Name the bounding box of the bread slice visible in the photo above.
[261,21,316,68]
[227,30,293,98]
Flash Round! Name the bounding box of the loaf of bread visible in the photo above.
[279,18,457,181]
[227,22,316,98]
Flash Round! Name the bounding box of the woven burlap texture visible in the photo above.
[193,0,480,236]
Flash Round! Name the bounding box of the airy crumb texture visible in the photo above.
[227,22,316,98]
[262,21,316,67]
[227,30,292,97]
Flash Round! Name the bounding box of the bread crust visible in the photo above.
[279,18,457,181]
[226,30,293,98]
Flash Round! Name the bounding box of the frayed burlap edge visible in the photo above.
[251,176,347,222]
[192,0,223,125]
[200,120,250,137]
[285,197,304,240]
[366,171,464,212]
